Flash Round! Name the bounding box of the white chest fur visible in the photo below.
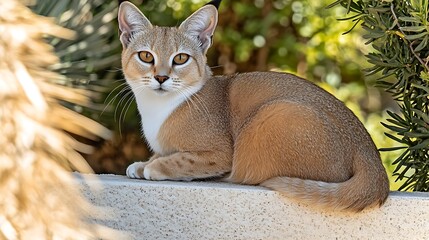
[133,78,206,154]
[134,90,186,154]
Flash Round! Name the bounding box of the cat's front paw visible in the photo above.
[126,162,146,179]
[126,161,168,180]
[143,163,168,181]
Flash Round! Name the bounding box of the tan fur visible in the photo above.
[118,1,389,211]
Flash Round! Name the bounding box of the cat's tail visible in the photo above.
[260,149,390,212]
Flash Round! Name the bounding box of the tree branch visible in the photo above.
[390,3,429,73]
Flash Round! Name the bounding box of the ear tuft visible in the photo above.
[118,1,152,48]
[179,5,218,53]
[204,0,222,9]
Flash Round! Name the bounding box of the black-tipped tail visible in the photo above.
[205,0,222,9]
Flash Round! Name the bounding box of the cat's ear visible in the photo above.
[118,1,152,48]
[179,4,219,53]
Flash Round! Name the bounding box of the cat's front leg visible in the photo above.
[126,153,160,179]
[142,151,231,181]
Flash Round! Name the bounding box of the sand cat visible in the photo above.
[118,0,389,211]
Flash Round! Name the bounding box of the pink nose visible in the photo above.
[154,75,169,84]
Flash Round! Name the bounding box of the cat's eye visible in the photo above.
[173,53,190,65]
[138,51,154,64]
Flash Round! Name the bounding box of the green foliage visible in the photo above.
[136,0,367,84]
[31,0,121,126]
[331,0,429,191]
[32,0,120,84]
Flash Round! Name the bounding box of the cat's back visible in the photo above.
[227,71,346,111]
[226,71,367,136]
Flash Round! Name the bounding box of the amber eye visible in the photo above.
[173,53,190,65]
[138,51,154,64]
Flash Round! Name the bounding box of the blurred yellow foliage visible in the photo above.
[0,1,121,239]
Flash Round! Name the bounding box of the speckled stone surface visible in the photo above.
[77,174,429,240]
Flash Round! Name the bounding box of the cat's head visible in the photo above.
[118,1,219,96]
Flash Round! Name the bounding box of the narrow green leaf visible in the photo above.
[386,118,409,128]
[367,59,403,67]
[398,16,422,23]
[405,31,428,40]
[397,164,413,180]
[409,139,429,150]
[337,14,362,21]
[415,36,428,52]
[399,180,415,191]
[393,160,411,178]
[400,26,426,32]
[370,6,391,13]
[379,146,408,151]
[384,132,405,143]
[366,66,384,76]
[342,18,361,35]
[411,84,429,94]
[325,0,344,9]
[386,110,408,125]
[413,108,429,123]
[381,122,408,132]
[404,132,429,138]
[392,149,410,165]
[375,80,393,87]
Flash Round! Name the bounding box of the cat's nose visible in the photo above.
[154,75,170,84]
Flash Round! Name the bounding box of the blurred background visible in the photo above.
[33,0,403,189]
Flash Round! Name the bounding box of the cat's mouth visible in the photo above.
[153,87,168,94]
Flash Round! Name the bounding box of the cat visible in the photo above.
[117,0,389,211]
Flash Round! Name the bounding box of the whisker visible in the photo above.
[174,83,200,116]
[114,91,133,137]
[180,84,210,119]
[104,82,129,104]
[176,88,194,116]
[119,91,136,136]
[209,65,224,69]
[110,78,127,83]
[101,82,130,116]
[190,89,211,120]
[116,84,146,137]
[115,90,134,123]
[106,67,124,73]
[180,85,210,119]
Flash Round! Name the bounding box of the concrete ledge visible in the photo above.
[78,174,429,239]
